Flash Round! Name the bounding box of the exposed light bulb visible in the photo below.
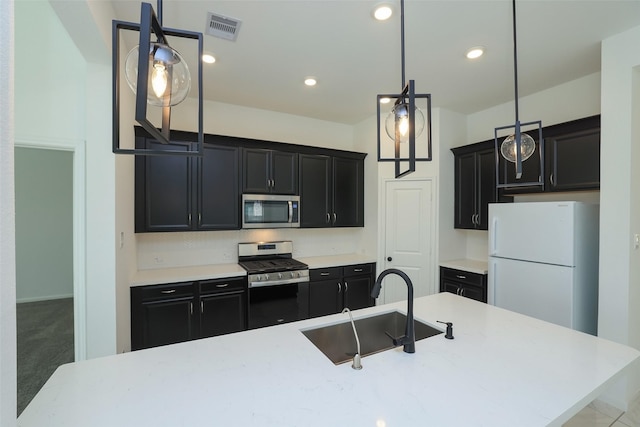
[151,63,168,99]
[500,132,536,163]
[384,102,425,143]
[398,115,409,136]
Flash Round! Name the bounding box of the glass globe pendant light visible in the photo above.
[124,41,191,107]
[385,101,425,144]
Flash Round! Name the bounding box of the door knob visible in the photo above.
[387,257,392,262]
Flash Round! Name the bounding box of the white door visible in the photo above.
[381,179,434,304]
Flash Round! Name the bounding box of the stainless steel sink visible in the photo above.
[301,310,443,365]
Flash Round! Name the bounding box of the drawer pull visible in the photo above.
[216,283,229,288]
[200,301,204,313]
[456,275,466,279]
[320,272,330,276]
[353,268,363,272]
[161,289,176,294]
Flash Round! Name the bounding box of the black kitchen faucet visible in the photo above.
[371,268,416,353]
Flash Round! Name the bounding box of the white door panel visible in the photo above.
[382,179,433,304]
[490,257,574,329]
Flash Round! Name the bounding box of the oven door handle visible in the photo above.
[249,277,308,288]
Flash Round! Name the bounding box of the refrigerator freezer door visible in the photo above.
[489,202,576,266]
[489,257,574,329]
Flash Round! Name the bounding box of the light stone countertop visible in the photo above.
[130,263,247,287]
[17,293,640,427]
[439,258,489,275]
[298,253,377,269]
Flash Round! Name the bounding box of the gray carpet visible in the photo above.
[17,298,74,416]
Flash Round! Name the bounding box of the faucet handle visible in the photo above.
[385,331,409,347]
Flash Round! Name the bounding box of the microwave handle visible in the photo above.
[288,201,293,223]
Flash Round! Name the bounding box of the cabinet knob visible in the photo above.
[387,257,392,262]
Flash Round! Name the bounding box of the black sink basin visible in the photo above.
[301,310,443,365]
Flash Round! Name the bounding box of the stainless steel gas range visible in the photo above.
[238,241,309,329]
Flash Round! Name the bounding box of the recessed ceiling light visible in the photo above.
[379,97,391,104]
[372,2,394,21]
[304,77,317,86]
[202,53,216,64]
[466,46,485,60]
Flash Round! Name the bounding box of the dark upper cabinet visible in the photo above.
[452,141,503,230]
[135,134,240,232]
[299,154,364,228]
[242,148,298,195]
[497,115,600,193]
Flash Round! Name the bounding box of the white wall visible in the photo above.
[0,0,16,423]
[598,24,640,408]
[14,147,73,302]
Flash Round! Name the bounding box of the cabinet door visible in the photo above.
[454,152,477,229]
[459,284,485,302]
[343,276,372,311]
[299,154,332,227]
[476,149,497,230]
[271,151,298,195]
[242,149,271,193]
[200,291,246,338]
[332,157,364,227]
[199,144,240,230]
[309,280,341,318]
[138,297,196,349]
[135,138,195,232]
[547,128,600,191]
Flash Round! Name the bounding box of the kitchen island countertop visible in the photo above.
[17,293,640,427]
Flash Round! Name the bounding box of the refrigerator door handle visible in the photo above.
[490,217,498,255]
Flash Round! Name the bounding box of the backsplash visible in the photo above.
[136,228,368,270]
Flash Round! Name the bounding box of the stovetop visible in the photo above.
[239,258,308,274]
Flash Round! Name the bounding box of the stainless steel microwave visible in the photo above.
[242,194,300,229]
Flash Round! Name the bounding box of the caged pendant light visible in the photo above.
[113,0,204,156]
[494,0,544,185]
[377,0,432,179]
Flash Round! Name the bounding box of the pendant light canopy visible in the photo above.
[377,0,432,179]
[494,0,543,184]
[113,0,204,156]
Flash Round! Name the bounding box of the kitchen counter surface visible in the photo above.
[440,258,488,275]
[18,293,640,427]
[298,253,376,269]
[130,263,246,287]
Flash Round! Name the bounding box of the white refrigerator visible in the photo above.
[488,201,599,335]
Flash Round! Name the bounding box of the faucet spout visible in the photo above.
[342,308,363,370]
[371,268,415,353]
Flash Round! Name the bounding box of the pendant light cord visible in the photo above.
[512,0,519,123]
[400,0,406,88]
[157,0,163,26]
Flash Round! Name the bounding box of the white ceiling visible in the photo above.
[111,0,640,125]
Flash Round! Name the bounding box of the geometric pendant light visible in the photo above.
[377,0,432,178]
[112,1,204,156]
[494,0,543,185]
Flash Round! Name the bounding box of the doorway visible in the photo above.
[380,178,436,304]
[14,147,74,415]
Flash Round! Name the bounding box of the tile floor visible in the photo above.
[563,395,640,427]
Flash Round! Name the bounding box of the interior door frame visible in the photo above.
[15,136,87,362]
[377,176,438,305]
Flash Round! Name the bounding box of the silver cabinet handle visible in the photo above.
[456,275,466,279]
[344,281,348,292]
[188,213,192,225]
[216,283,229,288]
[460,288,465,296]
[332,213,337,224]
[338,283,342,293]
[200,301,204,313]
[326,213,330,223]
[161,289,176,294]
[320,272,330,276]
[198,213,202,226]
[190,302,193,315]
[353,268,363,272]
[549,173,555,186]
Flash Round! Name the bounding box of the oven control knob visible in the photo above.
[264,274,269,281]
[255,275,261,281]
[290,272,295,278]
[278,273,283,279]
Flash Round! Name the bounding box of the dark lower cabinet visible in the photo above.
[131,277,247,350]
[309,263,375,318]
[439,267,487,303]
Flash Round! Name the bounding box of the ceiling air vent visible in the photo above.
[205,12,242,41]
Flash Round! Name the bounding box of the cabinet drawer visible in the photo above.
[440,267,484,287]
[310,267,342,281]
[343,263,373,277]
[200,277,246,295]
[133,282,194,300]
